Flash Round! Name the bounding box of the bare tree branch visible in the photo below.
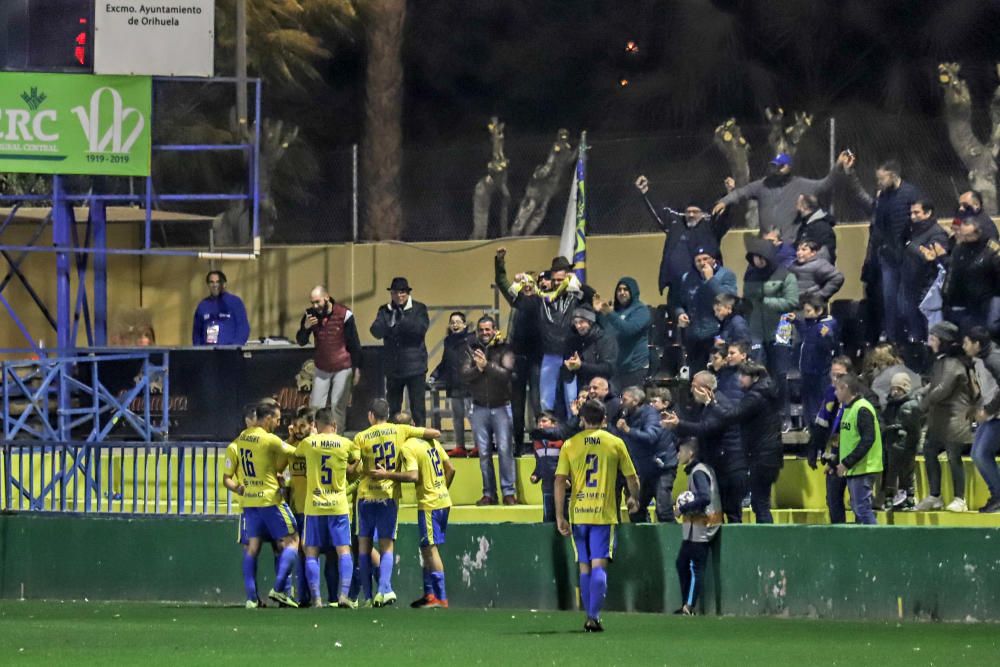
[937,62,998,214]
[713,118,758,229]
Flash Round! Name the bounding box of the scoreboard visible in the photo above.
[0,0,94,73]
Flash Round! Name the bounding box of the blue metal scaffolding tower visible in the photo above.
[1,76,263,512]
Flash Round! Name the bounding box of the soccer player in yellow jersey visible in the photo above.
[555,399,639,632]
[353,398,441,607]
[223,402,301,608]
[286,407,315,606]
[381,412,456,609]
[295,407,360,608]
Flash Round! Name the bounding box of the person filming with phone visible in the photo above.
[297,285,363,432]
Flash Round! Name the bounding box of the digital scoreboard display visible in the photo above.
[0,0,94,73]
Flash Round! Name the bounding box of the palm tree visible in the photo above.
[360,0,406,240]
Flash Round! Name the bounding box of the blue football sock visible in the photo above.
[242,552,258,602]
[305,556,322,601]
[338,553,354,598]
[349,559,361,599]
[423,570,433,596]
[359,553,373,600]
[378,551,394,594]
[295,551,309,604]
[589,566,608,620]
[579,572,591,616]
[274,546,297,594]
[430,571,447,601]
[324,556,338,602]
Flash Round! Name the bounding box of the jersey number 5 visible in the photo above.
[240,449,256,478]
[320,455,332,485]
[584,454,599,488]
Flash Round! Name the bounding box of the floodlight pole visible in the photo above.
[236,0,248,128]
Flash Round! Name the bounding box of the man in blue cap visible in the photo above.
[713,150,852,240]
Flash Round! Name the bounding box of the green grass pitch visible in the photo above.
[1,601,998,665]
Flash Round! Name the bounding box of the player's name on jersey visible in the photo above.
[584,436,601,445]
[241,434,262,443]
[365,428,400,438]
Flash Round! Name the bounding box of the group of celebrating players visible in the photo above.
[222,396,714,631]
[222,398,454,610]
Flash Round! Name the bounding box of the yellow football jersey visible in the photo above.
[555,428,636,525]
[405,438,452,511]
[294,432,359,516]
[353,423,422,501]
[285,437,309,515]
[226,426,298,508]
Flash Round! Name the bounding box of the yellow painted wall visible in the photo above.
[137,224,872,360]
[3,223,873,361]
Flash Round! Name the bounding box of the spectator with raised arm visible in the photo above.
[594,277,651,391]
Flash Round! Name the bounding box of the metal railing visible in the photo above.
[1,441,236,515]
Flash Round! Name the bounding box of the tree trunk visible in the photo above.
[938,62,998,214]
[361,0,406,240]
[713,119,758,229]
[510,131,575,236]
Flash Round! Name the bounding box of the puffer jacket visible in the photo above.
[429,329,474,396]
[612,402,664,479]
[561,322,619,389]
[881,390,923,456]
[920,353,978,444]
[675,262,739,342]
[675,392,747,476]
[942,237,1000,312]
[720,376,784,471]
[847,173,922,267]
[789,256,844,304]
[794,209,838,263]
[599,277,651,374]
[743,238,799,342]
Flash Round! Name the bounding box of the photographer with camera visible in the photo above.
[296,285,363,432]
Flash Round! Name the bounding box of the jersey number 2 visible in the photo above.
[584,454,599,488]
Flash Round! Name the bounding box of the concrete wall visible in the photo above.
[2,514,998,621]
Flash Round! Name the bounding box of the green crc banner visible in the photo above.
[0,72,152,177]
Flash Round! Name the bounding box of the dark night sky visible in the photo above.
[287,0,1000,240]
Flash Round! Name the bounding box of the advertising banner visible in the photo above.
[0,72,152,176]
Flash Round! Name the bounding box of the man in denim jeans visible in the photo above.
[964,327,1000,513]
[460,315,518,506]
[833,374,884,525]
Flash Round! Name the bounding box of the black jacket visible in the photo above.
[675,392,747,475]
[429,330,474,396]
[719,377,784,471]
[848,174,922,267]
[495,255,586,356]
[459,337,515,408]
[943,237,1000,312]
[794,209,838,264]
[978,343,1000,416]
[642,201,732,294]
[561,323,619,389]
[369,298,430,378]
[901,218,949,302]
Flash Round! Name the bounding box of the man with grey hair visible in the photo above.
[662,370,747,523]
[614,386,673,523]
[297,285,363,432]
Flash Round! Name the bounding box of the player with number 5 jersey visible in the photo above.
[555,399,639,633]
[295,407,360,607]
[353,399,441,607]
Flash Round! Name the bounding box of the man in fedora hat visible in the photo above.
[371,277,431,425]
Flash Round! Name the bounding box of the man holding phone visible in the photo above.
[297,285,363,433]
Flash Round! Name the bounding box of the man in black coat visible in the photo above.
[900,199,949,342]
[562,307,619,394]
[635,175,732,304]
[370,277,430,425]
[793,193,838,264]
[662,370,747,523]
[845,157,923,342]
[943,217,1000,334]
